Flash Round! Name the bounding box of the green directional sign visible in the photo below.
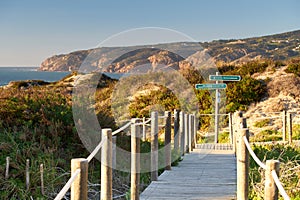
[195,83,227,90]
[209,75,241,81]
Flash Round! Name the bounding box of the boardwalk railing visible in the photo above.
[54,110,197,200]
[235,112,291,200]
[198,113,234,144]
[243,110,300,144]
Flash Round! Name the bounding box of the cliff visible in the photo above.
[39,30,300,72]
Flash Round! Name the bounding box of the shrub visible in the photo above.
[218,132,230,143]
[285,62,300,76]
[226,76,267,112]
[251,129,282,142]
[249,144,300,199]
[253,119,271,128]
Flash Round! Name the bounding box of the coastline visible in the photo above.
[0,67,71,87]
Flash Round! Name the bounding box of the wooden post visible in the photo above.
[229,113,233,144]
[232,112,238,154]
[165,111,172,170]
[282,110,286,141]
[26,159,30,191]
[287,113,293,144]
[265,160,280,200]
[179,111,185,156]
[71,158,88,200]
[185,114,189,153]
[40,164,45,195]
[234,112,246,155]
[188,114,193,152]
[5,156,9,179]
[131,119,141,200]
[236,128,249,200]
[150,112,158,181]
[240,117,247,129]
[112,136,117,169]
[173,109,180,154]
[193,114,197,147]
[142,117,146,141]
[101,129,113,200]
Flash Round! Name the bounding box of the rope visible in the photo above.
[243,136,267,170]
[54,169,81,200]
[135,122,148,126]
[251,112,283,115]
[87,139,106,162]
[144,118,151,124]
[252,141,289,146]
[271,170,290,200]
[158,116,167,119]
[198,113,229,116]
[130,118,152,126]
[254,116,282,120]
[112,121,132,135]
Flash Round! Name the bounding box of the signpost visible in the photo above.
[209,75,241,81]
[195,83,227,89]
[195,72,241,143]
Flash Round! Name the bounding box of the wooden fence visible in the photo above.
[198,110,300,145]
[4,157,45,195]
[234,112,291,200]
[53,110,197,200]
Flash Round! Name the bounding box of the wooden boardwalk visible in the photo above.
[140,146,237,200]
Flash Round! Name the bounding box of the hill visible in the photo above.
[39,30,300,72]
[3,57,300,198]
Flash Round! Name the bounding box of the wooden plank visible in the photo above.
[140,148,236,200]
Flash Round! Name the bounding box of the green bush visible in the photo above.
[0,130,73,199]
[218,132,230,143]
[128,86,180,118]
[292,124,300,140]
[285,62,300,76]
[220,60,270,76]
[253,119,271,128]
[226,76,267,112]
[251,129,282,142]
[249,144,300,199]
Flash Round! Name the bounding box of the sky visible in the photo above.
[0,0,299,66]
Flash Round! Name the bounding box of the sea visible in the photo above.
[0,67,124,86]
[0,67,70,86]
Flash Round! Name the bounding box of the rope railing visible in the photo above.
[241,133,290,200]
[54,110,196,200]
[112,121,132,135]
[198,113,229,116]
[234,112,291,200]
[250,111,283,115]
[144,118,151,124]
[54,121,132,200]
[87,139,106,162]
[54,168,81,200]
[254,116,282,120]
[243,136,266,169]
[271,170,291,200]
[242,135,291,199]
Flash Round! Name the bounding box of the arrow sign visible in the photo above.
[195,83,227,90]
[209,75,241,81]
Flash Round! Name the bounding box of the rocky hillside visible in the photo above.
[39,30,300,72]
[245,64,300,136]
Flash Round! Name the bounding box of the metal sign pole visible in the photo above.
[196,73,241,144]
[214,72,219,143]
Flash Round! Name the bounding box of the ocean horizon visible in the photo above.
[0,67,70,86]
[0,67,124,86]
